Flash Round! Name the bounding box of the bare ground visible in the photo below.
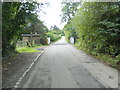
[2,46,46,88]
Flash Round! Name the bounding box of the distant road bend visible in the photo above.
[18,36,118,88]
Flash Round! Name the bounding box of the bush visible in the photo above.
[63,2,120,69]
[47,32,61,42]
[40,36,48,45]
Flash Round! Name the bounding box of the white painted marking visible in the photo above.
[13,50,45,89]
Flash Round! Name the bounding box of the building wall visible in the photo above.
[33,37,40,44]
[23,37,29,41]
[22,36,40,44]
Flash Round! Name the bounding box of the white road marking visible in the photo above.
[13,50,45,89]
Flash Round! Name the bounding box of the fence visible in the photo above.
[16,41,28,47]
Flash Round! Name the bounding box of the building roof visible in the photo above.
[21,34,40,37]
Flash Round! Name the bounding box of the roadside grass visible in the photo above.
[3,44,47,61]
[16,44,44,53]
[16,37,62,53]
[74,43,120,70]
[96,54,120,69]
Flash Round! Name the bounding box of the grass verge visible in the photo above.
[96,54,120,69]
[74,43,120,70]
[16,44,44,53]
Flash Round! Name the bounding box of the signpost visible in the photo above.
[70,37,74,44]
[47,37,50,44]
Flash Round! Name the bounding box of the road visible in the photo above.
[18,36,118,88]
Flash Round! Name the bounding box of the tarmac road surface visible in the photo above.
[18,36,118,88]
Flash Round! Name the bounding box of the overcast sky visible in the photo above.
[37,0,65,30]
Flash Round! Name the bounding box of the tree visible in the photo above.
[2,2,43,58]
[73,2,120,56]
[52,25,60,31]
[62,1,120,67]
[61,1,80,23]
[61,1,80,42]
